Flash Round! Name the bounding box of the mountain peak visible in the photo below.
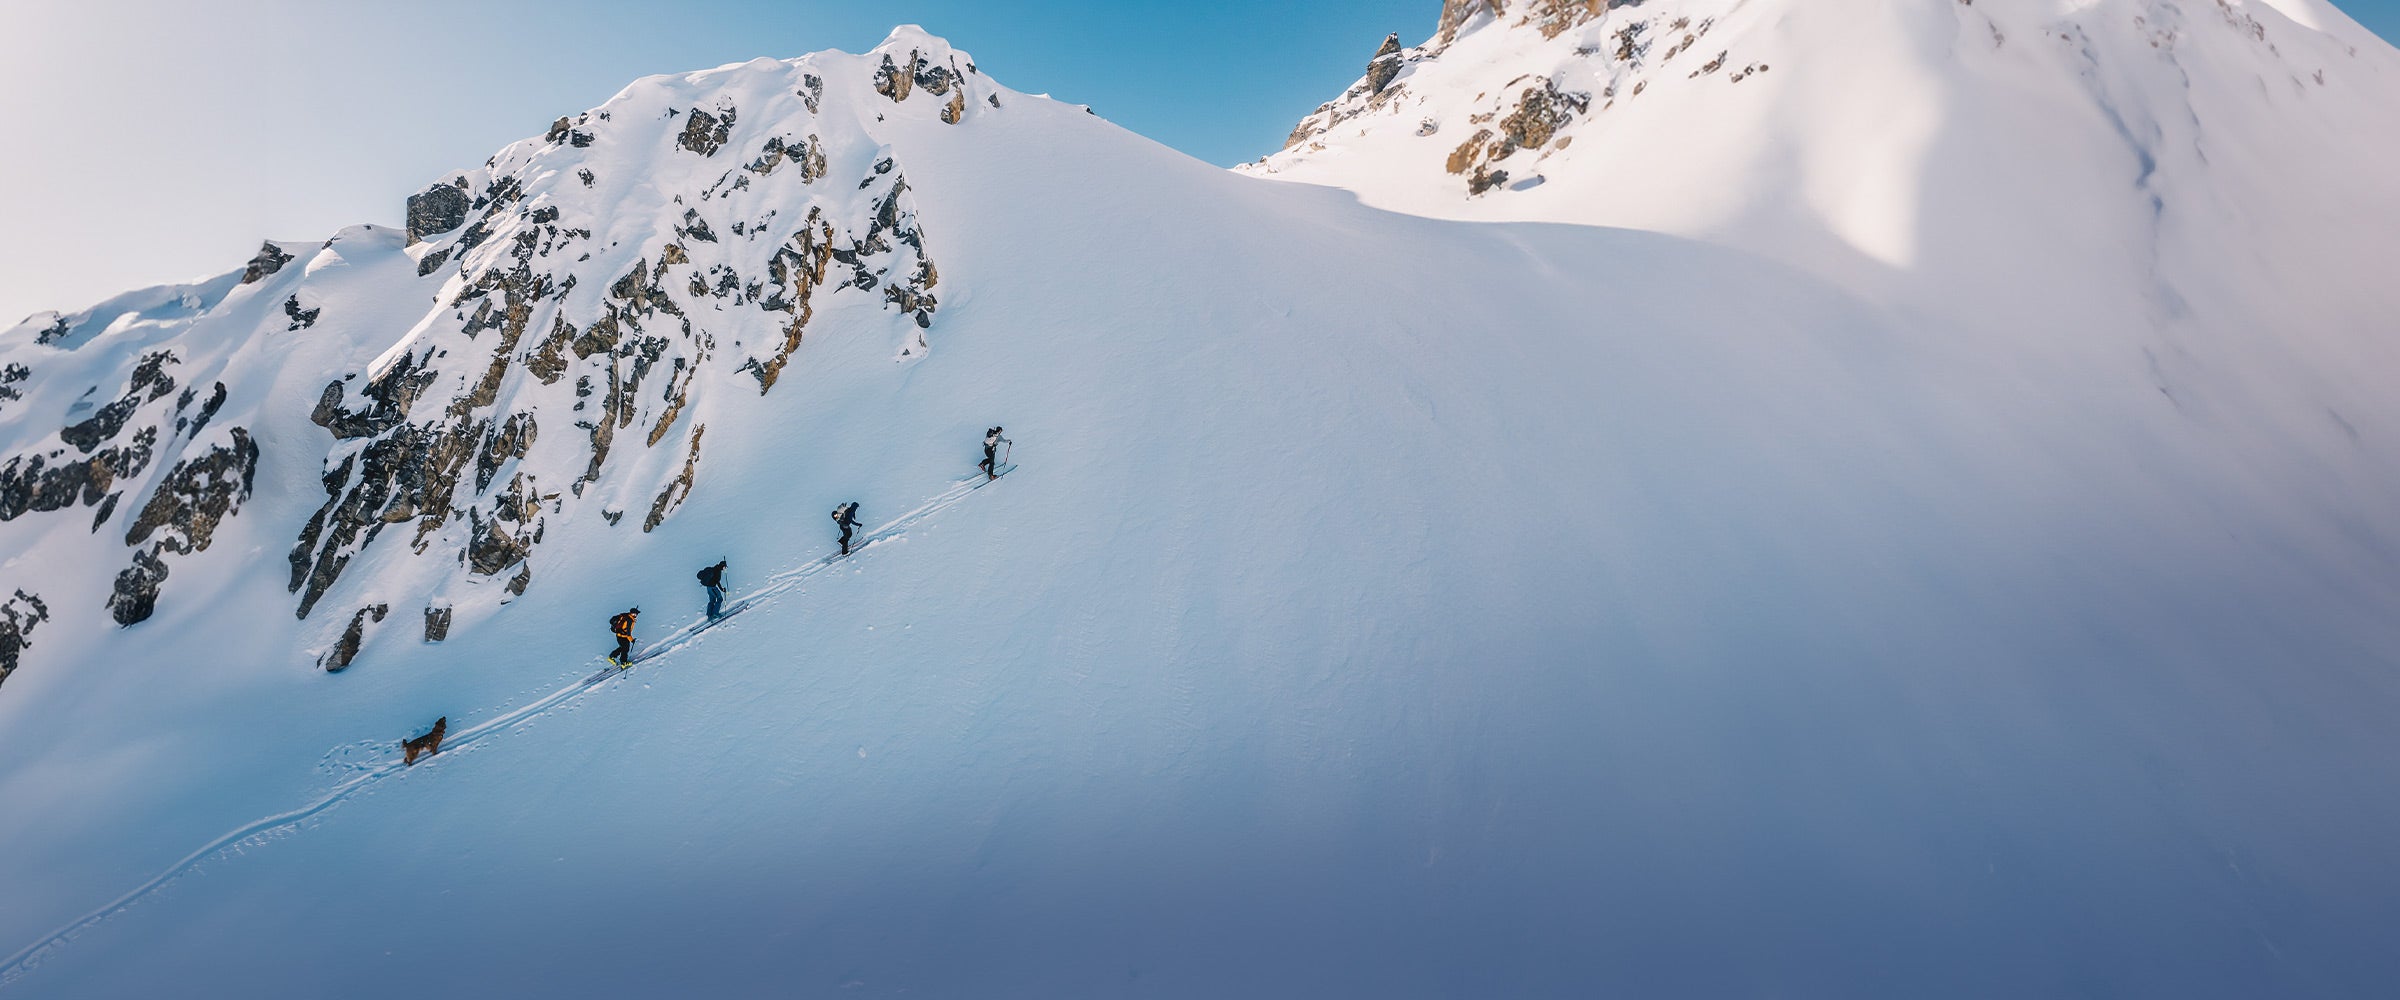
[873,24,971,66]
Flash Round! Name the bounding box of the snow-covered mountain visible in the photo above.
[2,8,2399,997]
[1247,0,2400,395]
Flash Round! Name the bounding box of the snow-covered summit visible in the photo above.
[1246,0,2400,326]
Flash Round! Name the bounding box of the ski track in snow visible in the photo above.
[0,468,1014,987]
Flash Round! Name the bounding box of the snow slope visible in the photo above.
[1247,0,2400,426]
[1,18,2399,998]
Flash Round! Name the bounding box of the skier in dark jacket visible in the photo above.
[979,426,1011,481]
[832,502,863,555]
[697,560,728,620]
[609,607,639,666]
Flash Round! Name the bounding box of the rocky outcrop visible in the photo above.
[407,181,472,245]
[1367,34,1407,94]
[1,363,31,415]
[423,605,452,643]
[643,425,704,532]
[311,351,439,439]
[105,429,260,626]
[1438,0,1499,44]
[107,548,168,627]
[319,604,388,671]
[283,295,320,331]
[0,432,152,523]
[1442,78,1589,194]
[677,105,735,156]
[1439,0,1606,45]
[241,242,294,284]
[0,590,48,690]
[875,46,974,125]
[125,429,259,556]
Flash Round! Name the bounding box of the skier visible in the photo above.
[608,606,639,667]
[832,501,863,556]
[979,426,1012,481]
[697,560,728,620]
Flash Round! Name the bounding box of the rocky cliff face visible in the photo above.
[0,27,989,680]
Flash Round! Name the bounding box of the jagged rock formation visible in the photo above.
[240,242,294,284]
[0,590,47,689]
[319,604,389,671]
[0,27,983,673]
[406,182,471,245]
[1444,77,1591,193]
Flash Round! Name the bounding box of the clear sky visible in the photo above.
[1,0,2395,326]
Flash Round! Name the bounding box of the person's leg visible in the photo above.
[614,636,632,663]
[707,586,723,618]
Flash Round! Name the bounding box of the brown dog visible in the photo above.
[402,717,447,765]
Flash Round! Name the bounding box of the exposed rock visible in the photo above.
[319,603,388,671]
[1523,0,1608,39]
[241,242,295,284]
[90,491,119,532]
[476,412,538,493]
[1447,129,1494,174]
[284,295,321,330]
[677,105,735,156]
[417,246,453,277]
[1438,0,1499,45]
[190,382,227,429]
[34,315,72,345]
[311,350,438,439]
[643,424,704,532]
[125,428,259,557]
[874,53,916,103]
[406,182,472,245]
[61,396,139,453]
[107,547,168,626]
[423,605,452,643]
[1496,80,1586,153]
[1,428,156,523]
[0,363,30,414]
[467,504,529,575]
[1367,34,1407,94]
[1439,0,1605,45]
[0,590,49,690]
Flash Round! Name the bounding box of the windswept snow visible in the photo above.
[0,10,2398,998]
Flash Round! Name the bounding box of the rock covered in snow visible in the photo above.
[0,26,991,673]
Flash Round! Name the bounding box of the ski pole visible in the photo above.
[1003,439,1011,467]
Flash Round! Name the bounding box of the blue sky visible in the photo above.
[0,0,2393,324]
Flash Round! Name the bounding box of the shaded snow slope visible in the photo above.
[2,21,2399,999]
